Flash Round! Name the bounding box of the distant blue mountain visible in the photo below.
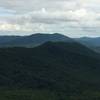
[75,37,100,46]
[0,33,74,47]
[75,37,100,53]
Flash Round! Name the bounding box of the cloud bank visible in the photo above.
[0,0,99,37]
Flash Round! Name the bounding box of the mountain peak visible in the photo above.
[0,33,75,47]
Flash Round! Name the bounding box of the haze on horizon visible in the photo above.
[0,0,99,37]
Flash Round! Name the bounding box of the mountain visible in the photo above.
[75,37,100,47]
[75,37,100,53]
[0,42,100,99]
[93,47,100,53]
[0,33,74,47]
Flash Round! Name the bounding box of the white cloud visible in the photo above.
[0,0,99,36]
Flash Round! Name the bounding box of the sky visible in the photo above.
[0,0,100,37]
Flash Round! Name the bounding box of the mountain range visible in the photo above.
[0,33,74,47]
[75,37,100,53]
[0,33,100,53]
[0,33,100,99]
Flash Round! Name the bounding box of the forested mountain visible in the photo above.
[75,37,100,47]
[75,37,100,53]
[0,33,74,47]
[0,41,100,100]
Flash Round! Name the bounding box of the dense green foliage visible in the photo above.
[0,89,60,100]
[0,42,100,99]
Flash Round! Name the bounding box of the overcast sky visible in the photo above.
[0,0,100,37]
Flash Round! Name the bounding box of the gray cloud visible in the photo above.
[0,0,99,37]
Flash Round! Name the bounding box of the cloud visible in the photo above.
[2,8,100,25]
[0,0,99,36]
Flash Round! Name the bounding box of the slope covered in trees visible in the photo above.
[0,42,100,99]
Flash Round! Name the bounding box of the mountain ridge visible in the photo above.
[0,33,75,47]
[75,37,100,53]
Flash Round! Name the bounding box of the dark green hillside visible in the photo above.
[0,42,100,99]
